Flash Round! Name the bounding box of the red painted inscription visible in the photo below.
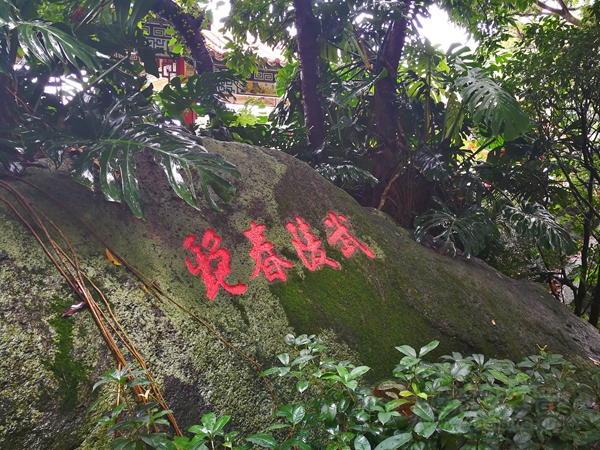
[183,230,247,300]
[286,216,339,271]
[185,212,376,300]
[243,221,294,282]
[324,212,375,259]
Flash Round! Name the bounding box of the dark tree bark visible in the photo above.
[0,73,29,168]
[535,0,581,27]
[364,4,412,213]
[152,0,214,74]
[590,281,600,327]
[373,18,410,148]
[293,0,327,155]
[0,74,18,128]
[573,204,592,316]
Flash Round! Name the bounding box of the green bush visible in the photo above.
[91,336,600,449]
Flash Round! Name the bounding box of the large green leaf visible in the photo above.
[414,421,437,438]
[0,0,16,26]
[157,155,199,212]
[373,433,412,450]
[114,0,154,35]
[139,435,177,450]
[198,169,236,213]
[99,144,123,203]
[438,399,462,421]
[315,163,378,188]
[89,0,158,76]
[16,21,101,70]
[413,150,453,182]
[441,92,465,146]
[290,405,305,425]
[329,68,387,108]
[412,400,436,422]
[418,340,439,357]
[456,68,529,141]
[40,92,240,217]
[438,416,470,435]
[354,435,371,450]
[119,145,143,218]
[246,434,278,448]
[414,198,494,257]
[158,72,239,122]
[501,201,577,255]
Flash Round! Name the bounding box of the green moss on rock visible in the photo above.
[269,250,433,379]
[43,297,90,410]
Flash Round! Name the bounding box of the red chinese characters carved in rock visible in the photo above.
[286,216,339,271]
[183,230,247,300]
[243,221,294,282]
[324,212,376,259]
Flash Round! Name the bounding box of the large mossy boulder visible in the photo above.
[1,139,599,448]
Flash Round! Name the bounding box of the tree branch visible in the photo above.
[152,0,213,73]
[536,1,581,27]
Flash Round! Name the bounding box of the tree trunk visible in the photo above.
[0,73,20,166]
[373,18,409,148]
[0,74,18,128]
[590,281,600,327]
[365,4,412,210]
[574,212,590,316]
[293,0,326,156]
[152,0,214,74]
[574,172,595,315]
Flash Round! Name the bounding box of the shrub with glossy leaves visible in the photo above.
[93,336,600,450]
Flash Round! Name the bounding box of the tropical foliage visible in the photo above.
[501,6,600,325]
[3,0,600,445]
[0,0,239,217]
[221,0,567,241]
[92,335,600,449]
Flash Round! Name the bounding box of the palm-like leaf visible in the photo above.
[0,0,13,24]
[95,0,158,75]
[43,92,239,217]
[501,201,577,255]
[16,21,101,69]
[413,150,453,182]
[315,163,378,187]
[452,172,488,206]
[414,197,494,257]
[158,72,239,122]
[441,92,465,146]
[0,0,101,73]
[456,68,529,141]
[328,69,388,108]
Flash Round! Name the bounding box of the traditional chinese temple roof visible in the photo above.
[142,22,282,109]
[202,29,285,67]
[143,22,285,68]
